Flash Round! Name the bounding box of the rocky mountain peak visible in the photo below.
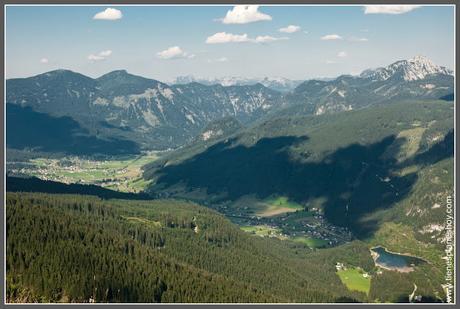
[361,55,453,82]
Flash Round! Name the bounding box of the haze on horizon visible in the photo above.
[5,5,455,81]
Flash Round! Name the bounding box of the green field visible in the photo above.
[291,236,328,249]
[25,153,158,193]
[240,226,328,248]
[240,225,286,239]
[265,196,303,209]
[337,267,371,295]
[256,196,304,217]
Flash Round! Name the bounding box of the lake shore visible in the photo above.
[370,246,427,273]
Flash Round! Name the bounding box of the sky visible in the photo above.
[5,5,455,81]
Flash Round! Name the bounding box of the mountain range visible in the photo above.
[6,55,455,303]
[285,55,453,116]
[170,75,304,92]
[6,55,453,155]
[7,70,284,153]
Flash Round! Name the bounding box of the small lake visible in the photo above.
[371,246,426,272]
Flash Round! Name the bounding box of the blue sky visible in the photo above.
[5,5,455,81]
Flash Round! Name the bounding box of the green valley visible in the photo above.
[7,152,158,193]
[5,42,455,304]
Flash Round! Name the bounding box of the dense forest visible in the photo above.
[6,192,447,303]
[6,192,368,303]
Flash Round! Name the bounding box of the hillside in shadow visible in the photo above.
[413,130,454,165]
[149,131,453,237]
[7,104,140,155]
[7,176,151,200]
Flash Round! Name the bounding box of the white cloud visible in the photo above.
[206,32,250,44]
[254,35,288,43]
[206,32,288,44]
[93,8,123,20]
[279,25,301,33]
[363,5,421,15]
[325,60,337,64]
[88,50,113,61]
[321,34,343,40]
[337,51,347,58]
[40,58,49,64]
[349,37,369,42]
[157,46,194,60]
[221,5,272,24]
[98,50,112,57]
[88,54,105,61]
[208,57,229,63]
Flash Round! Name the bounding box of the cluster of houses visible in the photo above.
[221,205,353,247]
[12,156,133,190]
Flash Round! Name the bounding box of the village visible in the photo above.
[7,153,157,193]
[215,202,354,248]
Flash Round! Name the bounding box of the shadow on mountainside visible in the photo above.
[412,130,454,166]
[7,104,140,155]
[149,130,453,238]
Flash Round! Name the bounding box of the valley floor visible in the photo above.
[7,152,158,193]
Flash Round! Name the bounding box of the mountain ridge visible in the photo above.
[170,75,304,92]
[359,55,452,82]
[6,55,454,154]
[7,69,285,153]
[287,55,453,116]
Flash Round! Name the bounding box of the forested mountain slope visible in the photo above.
[7,193,370,303]
[144,100,453,239]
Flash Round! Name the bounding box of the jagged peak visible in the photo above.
[361,55,452,82]
[409,54,433,63]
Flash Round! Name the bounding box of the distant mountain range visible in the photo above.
[7,70,284,153]
[6,55,453,155]
[170,76,305,92]
[285,55,453,115]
